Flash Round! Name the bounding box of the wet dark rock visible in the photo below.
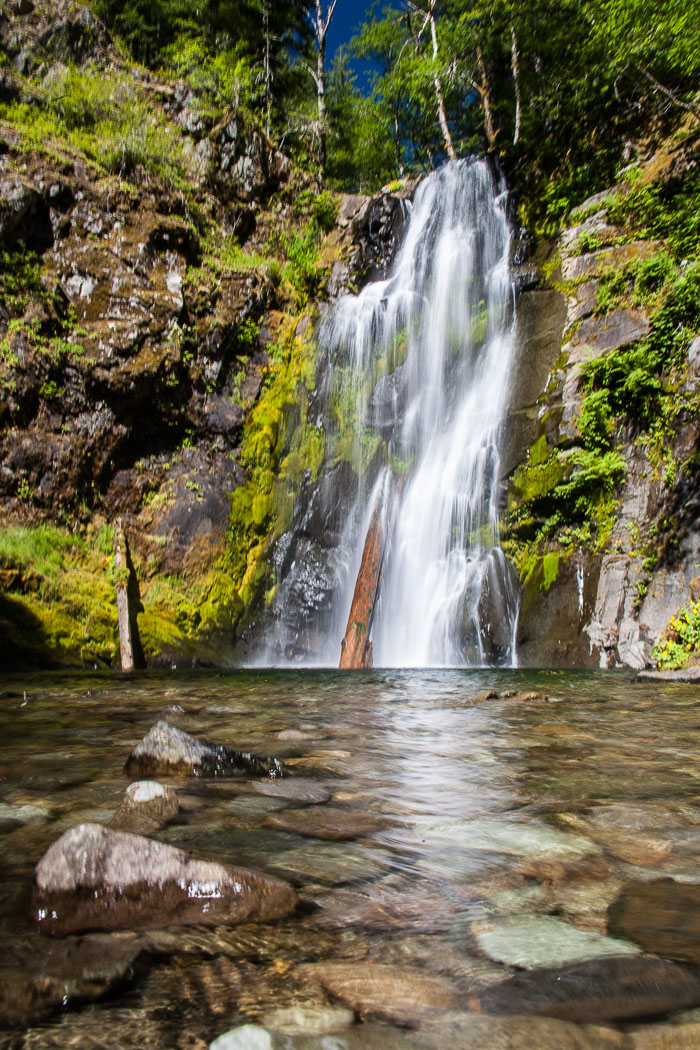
[299,962,459,1025]
[475,954,700,1022]
[369,365,408,435]
[638,666,700,682]
[0,931,148,1026]
[294,461,358,549]
[263,807,387,841]
[111,779,178,832]
[607,879,700,965]
[253,778,331,805]
[0,169,52,249]
[201,395,245,437]
[475,689,549,702]
[124,720,287,778]
[32,822,298,935]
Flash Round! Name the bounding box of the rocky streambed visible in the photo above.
[0,667,699,1049]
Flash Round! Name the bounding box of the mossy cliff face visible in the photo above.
[504,122,700,668]
[0,0,406,668]
[0,0,299,666]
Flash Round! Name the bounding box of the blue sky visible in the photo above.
[326,0,378,60]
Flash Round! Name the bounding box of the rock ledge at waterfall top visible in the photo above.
[125,720,287,778]
[32,822,297,935]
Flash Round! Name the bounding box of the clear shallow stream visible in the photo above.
[0,668,699,1048]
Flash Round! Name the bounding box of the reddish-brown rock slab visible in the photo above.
[124,720,287,778]
[607,879,700,965]
[264,807,388,841]
[415,1011,627,1050]
[474,955,700,1023]
[32,823,297,936]
[298,962,459,1025]
[627,1023,700,1049]
[307,880,457,933]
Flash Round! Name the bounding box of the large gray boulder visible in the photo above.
[32,823,297,936]
[124,720,287,778]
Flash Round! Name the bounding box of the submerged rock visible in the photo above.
[263,807,387,841]
[298,963,459,1025]
[124,720,287,778]
[210,1025,421,1050]
[607,878,700,965]
[210,1028,278,1050]
[262,1005,354,1036]
[474,915,639,969]
[253,778,331,805]
[475,954,700,1022]
[626,1022,700,1049]
[32,823,297,935]
[0,931,147,1026]
[415,1012,626,1050]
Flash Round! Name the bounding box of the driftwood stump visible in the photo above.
[339,502,387,669]
[114,518,134,672]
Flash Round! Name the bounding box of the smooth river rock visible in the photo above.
[474,916,640,969]
[253,778,332,805]
[262,1005,354,1036]
[111,780,179,832]
[475,954,700,1022]
[298,962,460,1024]
[263,807,387,841]
[210,1024,423,1050]
[607,878,700,965]
[32,823,297,935]
[124,720,287,778]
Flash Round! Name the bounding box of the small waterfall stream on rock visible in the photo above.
[264,158,521,666]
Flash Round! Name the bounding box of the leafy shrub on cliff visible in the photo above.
[606,173,700,261]
[652,601,700,669]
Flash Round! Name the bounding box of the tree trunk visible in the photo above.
[510,25,521,144]
[317,30,327,175]
[429,8,456,160]
[263,0,272,138]
[114,518,134,673]
[339,503,388,669]
[476,45,498,149]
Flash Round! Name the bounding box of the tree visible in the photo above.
[303,0,340,176]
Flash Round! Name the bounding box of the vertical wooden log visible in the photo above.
[114,517,134,672]
[339,502,386,669]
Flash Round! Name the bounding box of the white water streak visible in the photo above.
[322,159,520,666]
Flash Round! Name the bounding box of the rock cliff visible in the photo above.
[505,124,700,668]
[1,0,698,671]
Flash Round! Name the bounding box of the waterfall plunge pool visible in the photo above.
[0,667,699,1048]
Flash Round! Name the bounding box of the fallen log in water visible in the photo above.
[339,500,388,669]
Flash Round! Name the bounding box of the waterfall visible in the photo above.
[261,158,520,667]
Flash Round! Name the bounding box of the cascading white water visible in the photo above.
[262,158,520,667]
